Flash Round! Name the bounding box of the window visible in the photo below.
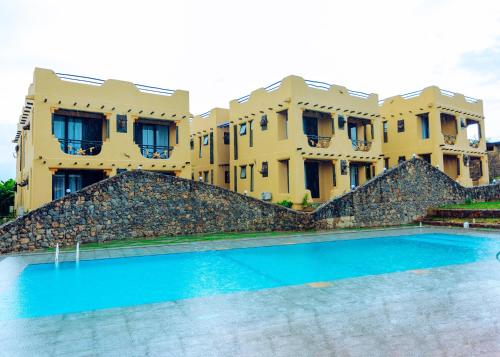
[224,171,230,184]
[250,165,254,192]
[398,156,405,164]
[210,169,214,184]
[134,122,170,159]
[52,110,104,156]
[175,126,179,144]
[240,123,247,135]
[397,119,405,133]
[223,132,230,145]
[260,115,268,130]
[116,115,127,133]
[419,113,430,139]
[234,166,238,192]
[384,158,390,169]
[203,135,209,145]
[240,166,247,179]
[261,161,268,177]
[198,137,202,158]
[383,121,388,143]
[420,153,431,164]
[365,165,372,180]
[338,115,346,129]
[52,170,104,200]
[233,125,238,160]
[190,138,194,150]
[249,120,254,147]
[209,133,214,164]
[332,164,337,187]
[203,171,209,182]
[456,158,461,176]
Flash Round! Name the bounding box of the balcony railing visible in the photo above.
[58,139,103,156]
[139,145,173,159]
[469,138,480,148]
[443,135,457,145]
[351,140,372,151]
[306,135,331,148]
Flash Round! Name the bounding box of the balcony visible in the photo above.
[351,139,372,152]
[58,139,103,156]
[469,138,480,148]
[139,145,173,159]
[443,135,457,145]
[306,135,331,148]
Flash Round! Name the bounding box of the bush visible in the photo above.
[277,200,293,208]
[301,194,311,208]
[464,197,473,205]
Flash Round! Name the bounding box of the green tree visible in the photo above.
[0,179,15,217]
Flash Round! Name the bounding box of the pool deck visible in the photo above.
[1,227,500,356]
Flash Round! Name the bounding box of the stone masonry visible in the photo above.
[0,172,311,254]
[1,158,499,254]
[313,158,500,229]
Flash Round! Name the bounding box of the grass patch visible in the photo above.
[47,231,309,251]
[429,217,500,224]
[440,200,500,210]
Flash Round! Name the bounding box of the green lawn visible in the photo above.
[47,231,308,251]
[440,200,500,210]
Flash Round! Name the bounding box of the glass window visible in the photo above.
[223,132,230,144]
[203,135,209,145]
[224,171,230,183]
[240,123,247,135]
[420,114,430,139]
[156,125,168,147]
[240,166,247,179]
[116,115,127,133]
[53,174,65,200]
[190,138,194,150]
[68,174,82,194]
[383,121,388,143]
[397,119,405,133]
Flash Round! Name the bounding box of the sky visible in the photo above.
[0,0,499,181]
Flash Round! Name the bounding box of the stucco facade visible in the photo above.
[227,76,383,208]
[380,86,489,186]
[190,108,230,189]
[14,68,191,213]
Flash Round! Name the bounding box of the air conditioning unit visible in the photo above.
[261,192,272,201]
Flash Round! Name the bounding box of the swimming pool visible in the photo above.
[1,233,499,319]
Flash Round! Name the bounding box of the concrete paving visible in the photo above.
[1,227,500,356]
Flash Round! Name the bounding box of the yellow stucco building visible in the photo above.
[14,68,191,213]
[227,75,384,208]
[380,86,489,186]
[190,108,230,189]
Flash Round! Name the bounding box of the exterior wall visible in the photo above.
[380,86,489,186]
[190,108,230,188]
[228,75,383,208]
[487,142,500,181]
[14,68,191,213]
[313,158,500,229]
[0,171,312,254]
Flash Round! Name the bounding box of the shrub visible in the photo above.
[301,194,311,208]
[277,200,293,208]
[464,197,473,205]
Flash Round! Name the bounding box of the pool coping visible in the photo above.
[1,225,499,267]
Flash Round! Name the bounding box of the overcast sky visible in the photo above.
[1,0,499,181]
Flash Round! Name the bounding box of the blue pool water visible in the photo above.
[0,233,499,319]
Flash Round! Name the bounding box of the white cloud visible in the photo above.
[0,0,499,180]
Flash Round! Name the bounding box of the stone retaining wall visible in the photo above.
[313,158,500,229]
[428,209,500,219]
[1,159,499,254]
[0,172,312,254]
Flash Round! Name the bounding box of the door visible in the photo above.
[303,116,318,146]
[350,164,359,187]
[304,161,320,199]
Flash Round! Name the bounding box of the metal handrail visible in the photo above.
[139,144,173,159]
[199,111,211,118]
[351,139,372,151]
[57,138,103,156]
[306,135,332,148]
[264,81,282,92]
[305,80,331,90]
[469,138,480,148]
[347,90,371,99]
[56,72,175,96]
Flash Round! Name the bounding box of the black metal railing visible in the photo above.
[306,135,331,148]
[351,139,372,151]
[139,145,173,159]
[443,134,457,145]
[58,139,103,156]
[469,138,480,148]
